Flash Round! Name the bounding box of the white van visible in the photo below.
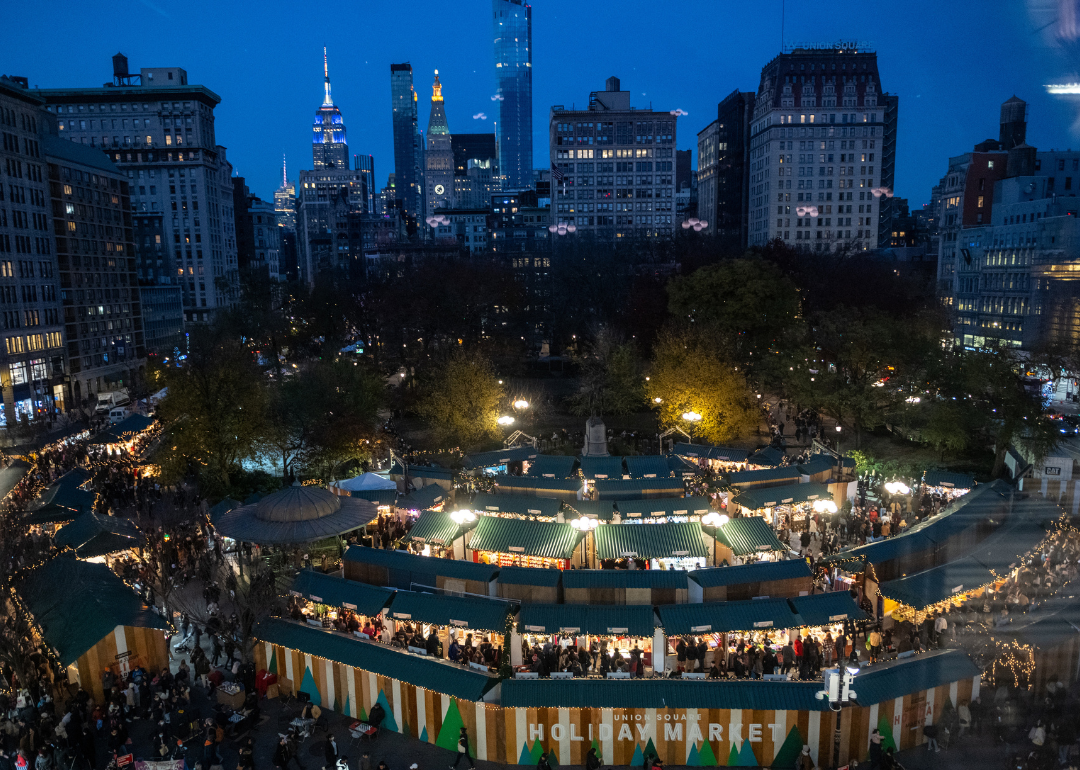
[108,406,130,424]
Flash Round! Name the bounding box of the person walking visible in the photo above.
[450,726,475,769]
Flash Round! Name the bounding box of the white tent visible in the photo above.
[332,472,396,492]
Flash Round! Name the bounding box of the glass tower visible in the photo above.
[313,48,349,169]
[390,63,422,217]
[493,0,533,190]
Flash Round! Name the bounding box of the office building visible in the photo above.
[296,167,373,282]
[549,77,678,241]
[424,71,454,214]
[429,209,490,254]
[274,155,296,231]
[0,78,67,424]
[489,189,550,339]
[312,49,349,170]
[938,97,1080,351]
[38,55,238,325]
[493,0,533,189]
[697,89,755,248]
[45,135,144,405]
[746,45,899,252]
[354,154,376,214]
[232,177,280,281]
[451,133,497,210]
[390,63,423,218]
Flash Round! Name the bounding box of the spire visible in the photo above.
[432,69,443,102]
[323,47,333,105]
[282,154,287,187]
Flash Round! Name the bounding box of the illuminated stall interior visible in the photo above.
[466,516,584,569]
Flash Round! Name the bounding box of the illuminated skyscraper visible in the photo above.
[390,63,422,217]
[425,71,454,213]
[274,155,297,231]
[493,0,532,190]
[312,48,349,169]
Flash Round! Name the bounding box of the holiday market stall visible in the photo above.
[592,521,709,570]
[404,509,474,559]
[16,556,169,704]
[562,568,691,606]
[592,478,686,501]
[492,476,583,502]
[624,456,675,480]
[704,516,789,566]
[524,455,577,479]
[672,442,749,473]
[466,516,584,569]
[613,497,713,523]
[725,466,803,491]
[344,545,500,595]
[468,493,561,521]
[23,469,95,525]
[730,483,834,529]
[579,456,626,480]
[397,483,447,513]
[515,603,659,676]
[921,470,976,501]
[54,512,146,559]
[496,566,562,603]
[330,473,398,511]
[462,446,538,476]
[688,559,813,603]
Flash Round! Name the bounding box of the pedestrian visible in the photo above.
[450,726,475,769]
[798,745,813,770]
[924,721,941,753]
[869,728,882,770]
[324,733,340,768]
[585,746,601,770]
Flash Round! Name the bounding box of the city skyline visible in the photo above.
[4,0,1079,208]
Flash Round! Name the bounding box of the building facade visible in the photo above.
[274,156,297,232]
[452,133,497,210]
[296,168,372,282]
[697,90,755,248]
[233,177,280,281]
[312,50,349,170]
[493,0,533,190]
[0,79,67,424]
[425,72,454,214]
[549,77,677,242]
[38,58,238,325]
[746,45,898,252]
[390,63,423,219]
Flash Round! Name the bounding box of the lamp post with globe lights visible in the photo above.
[680,217,709,232]
[682,411,702,442]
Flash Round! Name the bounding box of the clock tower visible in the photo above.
[425,70,454,213]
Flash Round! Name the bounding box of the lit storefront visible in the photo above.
[466,516,585,569]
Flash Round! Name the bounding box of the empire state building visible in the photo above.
[312,48,349,169]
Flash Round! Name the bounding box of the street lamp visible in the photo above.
[497,415,515,426]
[817,664,859,768]
[653,397,662,404]
[682,411,702,423]
[512,399,529,410]
[835,425,844,480]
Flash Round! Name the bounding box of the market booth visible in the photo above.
[593,521,709,570]
[562,568,691,606]
[706,516,789,566]
[688,559,813,603]
[624,456,675,479]
[390,462,455,495]
[523,455,577,478]
[579,456,626,480]
[54,513,145,559]
[731,482,834,529]
[613,497,713,523]
[23,469,95,526]
[344,546,500,596]
[466,516,585,569]
[18,556,169,704]
[991,597,1080,696]
[290,569,394,628]
[330,473,398,511]
[462,446,538,476]
[492,476,583,503]
[404,509,473,559]
[725,466,802,491]
[672,442,749,473]
[397,484,447,513]
[497,566,562,603]
[592,478,685,501]
[468,492,561,521]
[515,603,659,676]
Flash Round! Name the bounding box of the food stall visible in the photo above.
[53,512,146,561]
[702,515,789,567]
[730,482,834,530]
[515,603,659,677]
[591,478,686,501]
[404,509,473,559]
[613,497,713,523]
[461,446,538,477]
[672,443,749,473]
[523,455,577,479]
[466,516,585,569]
[289,569,395,633]
[592,521,709,571]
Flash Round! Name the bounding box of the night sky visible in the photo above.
[5,0,1080,209]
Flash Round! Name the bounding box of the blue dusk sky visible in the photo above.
[3,0,1080,209]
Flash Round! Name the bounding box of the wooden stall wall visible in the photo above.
[1034,637,1080,694]
[501,706,836,767]
[75,625,169,704]
[255,642,507,761]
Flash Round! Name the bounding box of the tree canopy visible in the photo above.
[415,352,505,449]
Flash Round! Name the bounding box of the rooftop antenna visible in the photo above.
[282,154,287,186]
[322,47,333,105]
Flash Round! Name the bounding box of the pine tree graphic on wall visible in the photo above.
[373,690,397,732]
[772,726,805,769]
[299,666,321,706]
[698,740,719,766]
[877,716,897,752]
[435,700,466,752]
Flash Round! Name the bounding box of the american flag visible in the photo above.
[550,162,564,182]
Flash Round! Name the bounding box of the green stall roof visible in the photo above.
[54,513,146,558]
[796,455,836,477]
[561,568,690,591]
[714,517,788,555]
[18,556,168,666]
[673,443,750,464]
[386,590,512,632]
[592,478,685,500]
[789,591,867,625]
[659,598,799,634]
[491,476,582,497]
[398,484,447,511]
[343,546,500,584]
[468,516,582,560]
[517,603,657,637]
[615,497,713,518]
[594,521,708,560]
[502,678,827,711]
[496,565,562,587]
[579,456,626,480]
[733,482,832,512]
[255,618,498,702]
[726,466,803,486]
[689,559,811,588]
[405,510,466,546]
[848,649,980,707]
[209,498,241,525]
[923,470,976,489]
[748,447,785,467]
[92,414,155,445]
[878,556,995,609]
[289,570,394,616]
[470,492,561,519]
[525,455,577,478]
[348,488,398,505]
[624,456,674,479]
[398,463,455,481]
[462,446,537,470]
[23,483,95,525]
[564,500,617,521]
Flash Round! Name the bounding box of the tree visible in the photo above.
[568,329,643,417]
[155,324,268,495]
[666,258,802,363]
[922,402,971,461]
[415,352,505,449]
[644,328,757,444]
